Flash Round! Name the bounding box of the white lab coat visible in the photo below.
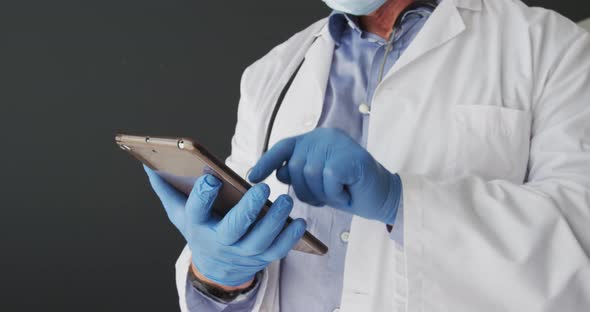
[175,0,590,310]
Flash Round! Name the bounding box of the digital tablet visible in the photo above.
[115,134,328,255]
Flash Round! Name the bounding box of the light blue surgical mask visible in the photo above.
[322,0,387,16]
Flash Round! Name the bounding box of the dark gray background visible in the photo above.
[1,1,588,311]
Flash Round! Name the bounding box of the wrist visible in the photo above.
[189,263,260,304]
[190,263,254,291]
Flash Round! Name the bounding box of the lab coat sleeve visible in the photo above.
[399,25,590,310]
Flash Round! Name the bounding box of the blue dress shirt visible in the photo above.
[186,7,433,312]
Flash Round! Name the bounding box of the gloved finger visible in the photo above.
[326,156,362,185]
[248,137,297,183]
[323,166,352,208]
[289,156,322,206]
[276,163,291,184]
[185,174,221,225]
[144,165,187,234]
[303,158,327,205]
[235,195,293,255]
[215,183,270,246]
[259,218,307,262]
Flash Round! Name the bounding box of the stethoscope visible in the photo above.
[262,0,438,153]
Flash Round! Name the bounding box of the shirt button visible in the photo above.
[340,231,350,243]
[358,103,370,115]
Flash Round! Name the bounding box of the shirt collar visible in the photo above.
[325,2,438,46]
[327,11,358,46]
[327,11,363,46]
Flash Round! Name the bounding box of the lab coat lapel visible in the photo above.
[267,26,335,147]
[263,25,334,201]
[383,0,468,80]
[303,30,335,101]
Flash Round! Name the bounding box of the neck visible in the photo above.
[359,0,415,39]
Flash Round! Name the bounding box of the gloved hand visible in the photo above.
[144,166,306,287]
[248,128,402,225]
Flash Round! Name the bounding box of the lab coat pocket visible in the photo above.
[450,105,532,182]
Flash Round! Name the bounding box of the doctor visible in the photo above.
[145,0,590,311]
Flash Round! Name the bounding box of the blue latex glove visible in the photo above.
[144,166,307,287]
[248,128,402,225]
